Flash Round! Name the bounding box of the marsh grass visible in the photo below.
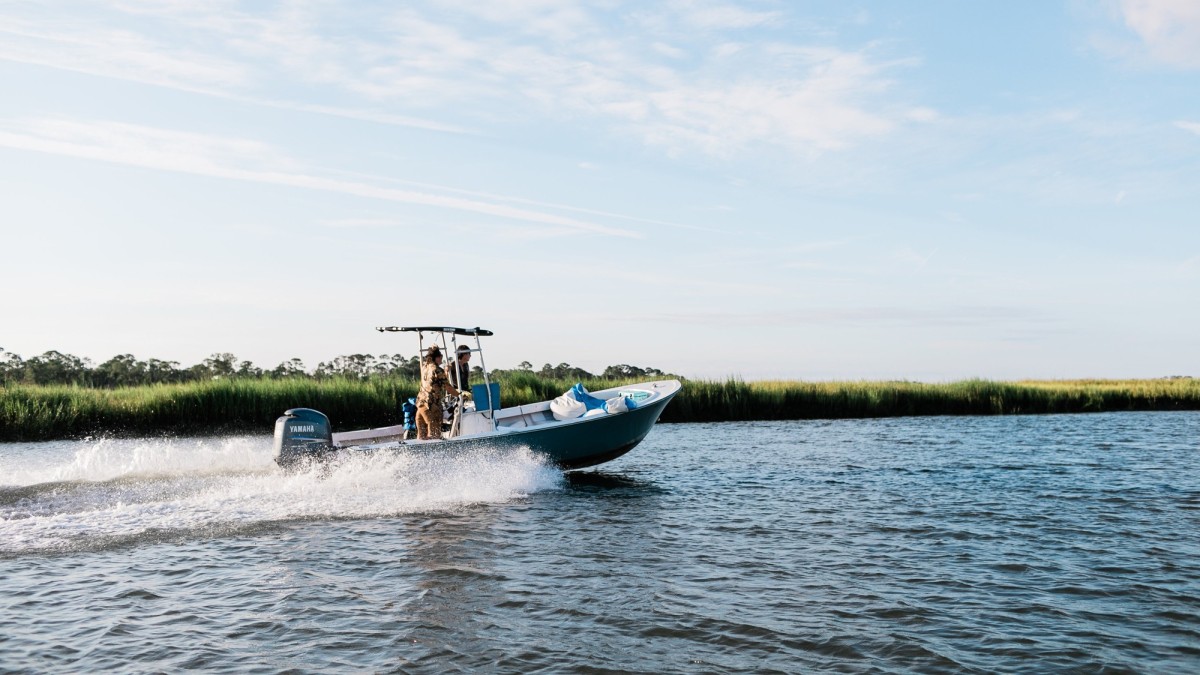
[2,376,1197,442]
[662,378,1200,423]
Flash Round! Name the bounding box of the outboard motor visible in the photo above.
[273,408,334,469]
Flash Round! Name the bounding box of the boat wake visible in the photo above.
[0,436,562,556]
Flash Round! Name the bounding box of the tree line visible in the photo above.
[0,348,665,388]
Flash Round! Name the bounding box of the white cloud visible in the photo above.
[907,107,940,123]
[0,13,466,133]
[652,42,687,59]
[0,117,290,173]
[323,217,583,242]
[334,168,711,231]
[194,4,907,156]
[323,218,406,228]
[1118,0,1200,68]
[712,42,745,59]
[892,246,937,269]
[668,0,783,30]
[0,17,251,91]
[595,46,900,157]
[1175,120,1200,135]
[431,0,593,41]
[640,83,892,156]
[248,100,470,134]
[0,117,640,238]
[0,2,919,159]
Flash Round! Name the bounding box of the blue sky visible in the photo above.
[1,0,1197,380]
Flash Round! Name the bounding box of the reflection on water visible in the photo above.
[564,470,662,491]
[1,412,1199,672]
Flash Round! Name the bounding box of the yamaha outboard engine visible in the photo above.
[273,408,334,469]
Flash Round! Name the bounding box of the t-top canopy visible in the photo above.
[376,326,493,337]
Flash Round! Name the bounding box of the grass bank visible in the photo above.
[1,375,1197,442]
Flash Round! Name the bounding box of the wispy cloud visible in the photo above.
[0,11,469,134]
[629,1,783,33]
[323,218,408,229]
[322,217,590,242]
[242,99,471,135]
[630,49,898,157]
[668,0,783,30]
[0,117,639,237]
[0,2,920,159]
[1175,120,1200,135]
[1117,0,1200,69]
[892,246,937,269]
[0,16,251,91]
[784,239,859,255]
[325,168,718,232]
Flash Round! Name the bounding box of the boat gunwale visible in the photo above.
[331,379,681,449]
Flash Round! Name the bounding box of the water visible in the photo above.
[1,413,1198,673]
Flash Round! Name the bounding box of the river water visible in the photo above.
[1,413,1198,673]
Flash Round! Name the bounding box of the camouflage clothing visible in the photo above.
[415,402,443,440]
[416,360,451,440]
[418,360,452,403]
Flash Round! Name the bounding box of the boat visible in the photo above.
[272,326,681,471]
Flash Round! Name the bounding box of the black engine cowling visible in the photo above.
[273,408,334,469]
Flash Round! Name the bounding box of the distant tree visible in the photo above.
[94,354,148,387]
[374,353,420,379]
[602,364,664,379]
[397,354,421,379]
[270,358,307,378]
[236,360,262,378]
[1,348,678,388]
[190,353,237,379]
[145,358,184,384]
[24,350,93,385]
[537,362,594,380]
[488,361,670,382]
[0,348,23,384]
[315,354,378,380]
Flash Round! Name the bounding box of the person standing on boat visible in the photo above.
[416,345,459,440]
[448,345,471,392]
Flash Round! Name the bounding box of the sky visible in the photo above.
[1,0,1197,381]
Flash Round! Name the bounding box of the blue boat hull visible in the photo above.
[279,380,680,471]
[456,389,677,469]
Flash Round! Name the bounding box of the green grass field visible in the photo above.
[1,375,1197,442]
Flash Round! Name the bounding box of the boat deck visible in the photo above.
[331,380,677,448]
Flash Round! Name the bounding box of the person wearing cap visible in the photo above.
[415,345,460,440]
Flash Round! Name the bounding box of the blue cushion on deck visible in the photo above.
[570,383,607,411]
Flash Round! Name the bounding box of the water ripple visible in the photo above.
[1,412,1198,672]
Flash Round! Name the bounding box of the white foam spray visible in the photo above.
[0,436,563,555]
